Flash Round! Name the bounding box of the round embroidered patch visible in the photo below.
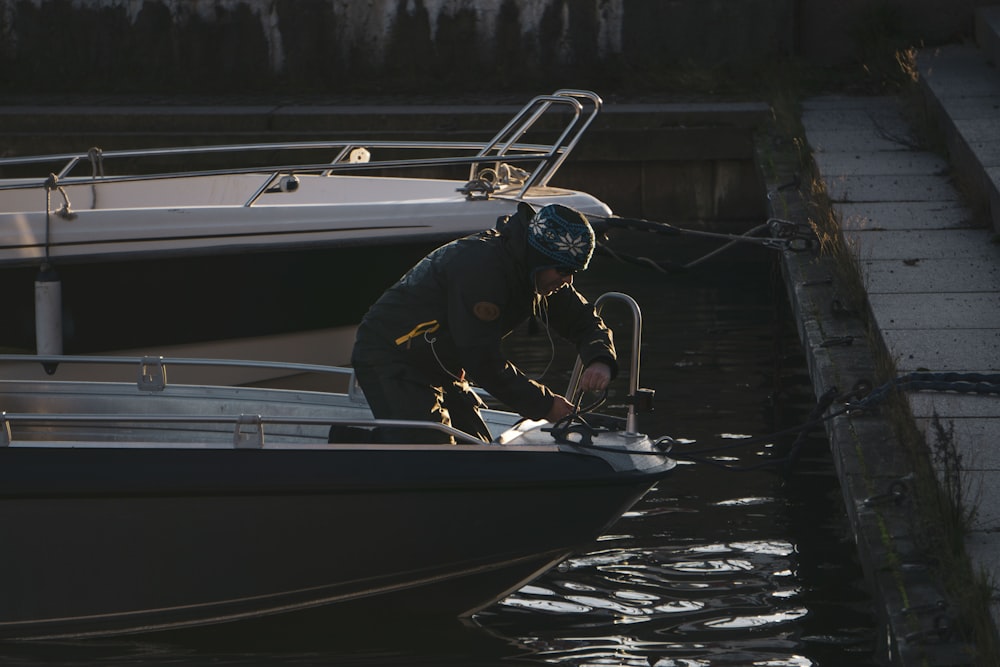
[473,301,501,321]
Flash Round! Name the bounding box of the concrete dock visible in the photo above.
[761,6,1000,664]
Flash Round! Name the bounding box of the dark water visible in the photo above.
[474,243,879,667]
[1,242,878,666]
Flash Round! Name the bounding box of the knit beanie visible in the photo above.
[526,204,595,272]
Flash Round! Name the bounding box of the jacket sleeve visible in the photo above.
[545,286,619,378]
[457,341,555,420]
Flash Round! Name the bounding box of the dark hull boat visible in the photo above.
[0,294,674,640]
[1,434,667,640]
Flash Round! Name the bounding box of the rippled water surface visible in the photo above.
[473,248,879,666]
[2,245,878,666]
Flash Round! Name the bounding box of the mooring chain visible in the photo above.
[849,372,1000,412]
[674,372,999,472]
[578,370,998,472]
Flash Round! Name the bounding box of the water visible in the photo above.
[0,242,878,666]
[475,244,879,666]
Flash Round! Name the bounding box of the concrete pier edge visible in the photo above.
[755,114,982,665]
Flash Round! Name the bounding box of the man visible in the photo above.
[350,202,617,443]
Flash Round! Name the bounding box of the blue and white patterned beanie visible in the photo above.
[527,204,595,271]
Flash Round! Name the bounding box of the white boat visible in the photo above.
[0,90,612,376]
[0,293,673,640]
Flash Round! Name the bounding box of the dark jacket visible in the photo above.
[352,202,617,420]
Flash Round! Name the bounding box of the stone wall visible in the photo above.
[0,0,982,95]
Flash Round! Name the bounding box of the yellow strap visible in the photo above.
[394,319,440,346]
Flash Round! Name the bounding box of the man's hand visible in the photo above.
[545,395,575,423]
[579,361,612,393]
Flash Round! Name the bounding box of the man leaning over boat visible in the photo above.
[350,203,617,444]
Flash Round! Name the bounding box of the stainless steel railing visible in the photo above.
[0,90,602,204]
[0,353,490,447]
[566,292,649,436]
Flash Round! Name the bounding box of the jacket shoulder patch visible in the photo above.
[473,301,501,321]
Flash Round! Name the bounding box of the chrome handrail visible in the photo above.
[0,412,486,448]
[0,90,602,202]
[0,353,354,380]
[566,292,644,436]
[0,149,555,192]
[0,353,490,447]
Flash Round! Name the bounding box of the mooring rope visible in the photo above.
[589,216,817,273]
[88,146,104,209]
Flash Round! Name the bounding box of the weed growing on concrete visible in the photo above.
[895,47,920,86]
[929,413,979,535]
[850,4,925,94]
[889,406,974,561]
[804,177,871,320]
[882,392,1000,659]
[919,413,999,659]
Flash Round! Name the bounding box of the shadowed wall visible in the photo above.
[0,0,979,94]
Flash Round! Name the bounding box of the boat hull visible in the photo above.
[0,446,663,640]
[0,190,611,362]
[1,239,438,354]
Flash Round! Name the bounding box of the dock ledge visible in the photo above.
[758,7,1000,665]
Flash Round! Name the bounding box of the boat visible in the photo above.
[0,292,674,641]
[0,89,612,379]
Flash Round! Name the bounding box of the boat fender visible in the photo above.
[34,264,63,374]
[278,175,299,192]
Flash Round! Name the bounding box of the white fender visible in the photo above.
[494,419,552,446]
[34,266,63,356]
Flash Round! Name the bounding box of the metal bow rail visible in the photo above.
[0,89,603,208]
